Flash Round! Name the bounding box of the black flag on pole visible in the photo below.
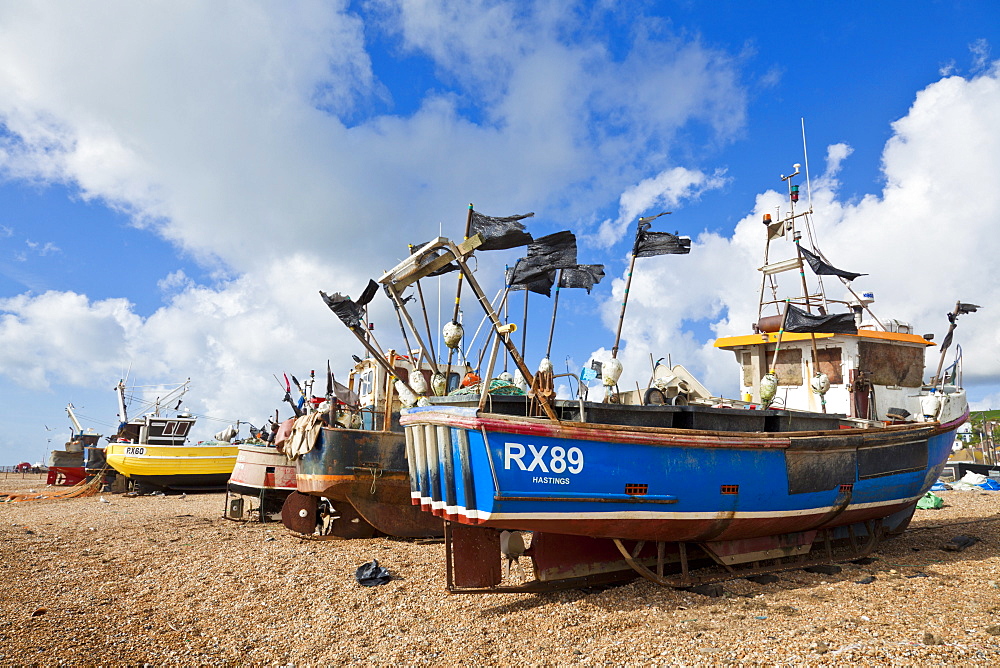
[522,229,577,279]
[558,264,606,293]
[633,220,691,258]
[528,230,577,267]
[319,279,379,329]
[507,264,556,297]
[783,304,858,335]
[470,209,535,250]
[798,246,866,282]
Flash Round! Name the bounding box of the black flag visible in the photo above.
[558,264,606,294]
[507,264,556,297]
[783,304,858,335]
[633,221,691,257]
[320,279,378,329]
[957,303,980,315]
[470,209,535,250]
[514,230,577,280]
[798,246,866,282]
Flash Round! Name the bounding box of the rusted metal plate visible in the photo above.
[323,501,378,539]
[281,491,318,534]
[858,439,928,479]
[530,532,668,581]
[703,530,818,565]
[348,487,443,538]
[450,523,502,589]
[785,448,856,494]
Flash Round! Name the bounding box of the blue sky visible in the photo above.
[2,1,1000,465]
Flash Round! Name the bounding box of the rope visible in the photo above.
[0,468,106,503]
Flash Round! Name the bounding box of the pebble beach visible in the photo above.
[2,473,1000,665]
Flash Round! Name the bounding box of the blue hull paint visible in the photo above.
[403,406,960,542]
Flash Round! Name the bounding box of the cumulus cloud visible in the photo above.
[593,167,727,247]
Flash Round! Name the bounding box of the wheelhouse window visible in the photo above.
[161,421,191,437]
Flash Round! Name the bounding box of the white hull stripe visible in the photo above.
[411,494,920,522]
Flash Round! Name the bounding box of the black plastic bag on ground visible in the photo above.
[355,559,392,586]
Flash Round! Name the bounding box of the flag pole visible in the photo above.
[611,251,636,360]
[545,269,563,359]
[521,287,530,360]
[407,243,438,367]
[445,203,475,383]
[611,213,669,359]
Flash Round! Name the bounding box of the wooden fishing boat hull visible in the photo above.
[105,442,238,492]
[225,444,296,521]
[293,425,443,538]
[400,405,965,543]
[227,443,297,496]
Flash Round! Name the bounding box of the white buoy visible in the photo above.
[431,373,448,396]
[920,390,942,421]
[443,321,464,349]
[408,370,428,395]
[810,372,830,395]
[395,380,418,408]
[512,370,528,391]
[602,358,623,387]
[760,373,778,406]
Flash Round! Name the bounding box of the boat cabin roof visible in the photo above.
[714,328,934,350]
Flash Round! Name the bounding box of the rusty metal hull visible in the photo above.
[295,426,443,538]
[401,405,966,543]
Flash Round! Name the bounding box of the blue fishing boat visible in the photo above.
[378,170,974,591]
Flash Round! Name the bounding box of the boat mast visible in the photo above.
[65,404,84,435]
[115,380,128,424]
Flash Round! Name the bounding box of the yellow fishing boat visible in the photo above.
[105,441,238,491]
[104,379,238,492]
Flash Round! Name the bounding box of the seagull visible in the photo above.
[178,493,187,501]
[99,496,110,504]
[500,530,526,576]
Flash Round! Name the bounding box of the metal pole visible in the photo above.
[611,253,637,360]
[385,283,441,375]
[932,301,962,388]
[445,204,475,382]
[545,269,563,359]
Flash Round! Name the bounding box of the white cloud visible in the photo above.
[593,167,727,247]
[0,291,141,389]
[25,239,60,255]
[0,255,376,437]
